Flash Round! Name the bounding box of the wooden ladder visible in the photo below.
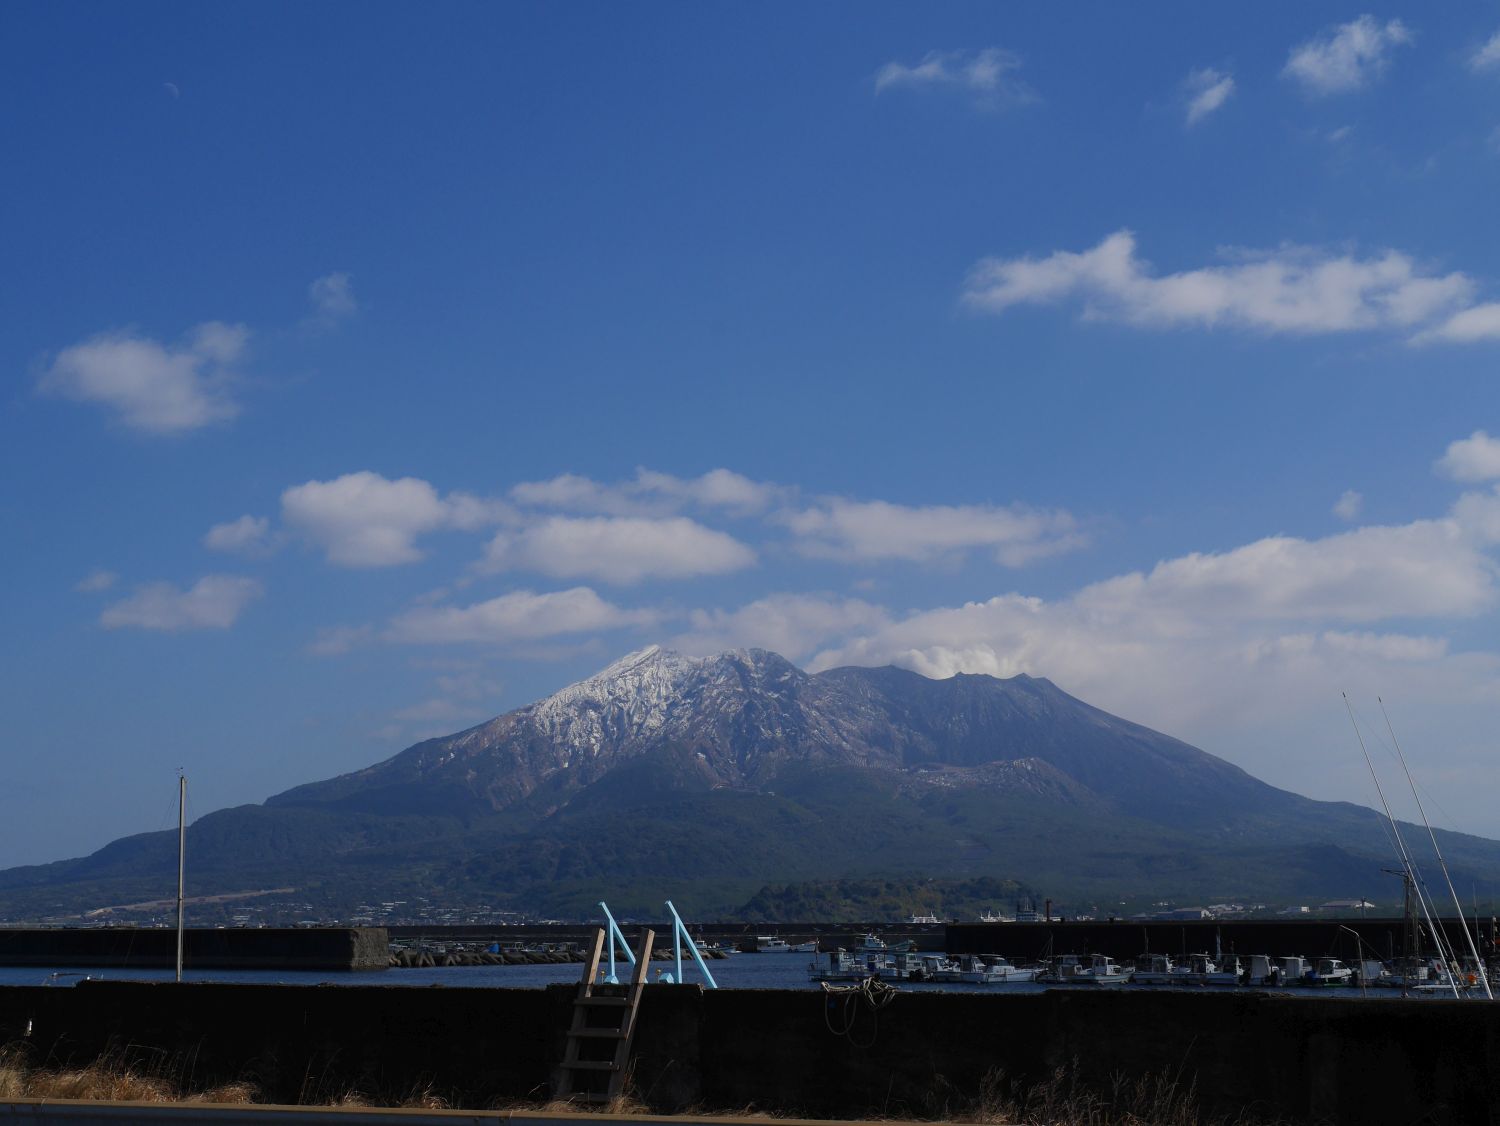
[554,925,655,1103]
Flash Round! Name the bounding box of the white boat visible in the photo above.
[1037,954,1085,983]
[908,954,955,981]
[1198,953,1246,986]
[1275,955,1308,986]
[935,953,1036,984]
[754,936,792,952]
[1130,953,1176,985]
[1079,953,1131,984]
[808,948,924,982]
[789,940,818,953]
[1038,953,1130,984]
[856,933,889,952]
[1305,956,1354,987]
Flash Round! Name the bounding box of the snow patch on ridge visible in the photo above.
[529,645,710,757]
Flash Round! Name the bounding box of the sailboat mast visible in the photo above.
[1342,695,1460,997]
[1378,699,1493,999]
[176,773,185,984]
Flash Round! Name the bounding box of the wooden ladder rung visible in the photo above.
[554,926,655,1102]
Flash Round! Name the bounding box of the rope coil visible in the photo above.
[821,976,899,1047]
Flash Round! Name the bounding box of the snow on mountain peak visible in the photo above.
[529,645,707,756]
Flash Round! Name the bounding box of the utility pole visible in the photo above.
[176,773,186,983]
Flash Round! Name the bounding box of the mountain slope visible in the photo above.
[3,646,1498,920]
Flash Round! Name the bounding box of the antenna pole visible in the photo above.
[176,773,186,984]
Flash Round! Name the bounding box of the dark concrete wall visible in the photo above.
[0,929,389,971]
[1,981,1497,1125]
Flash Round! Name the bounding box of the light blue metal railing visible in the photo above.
[597,900,635,984]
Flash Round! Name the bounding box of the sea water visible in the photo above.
[0,954,1472,997]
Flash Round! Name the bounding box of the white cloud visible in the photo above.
[1419,303,1500,343]
[386,587,654,644]
[672,594,890,663]
[308,624,374,656]
[100,575,262,631]
[781,498,1085,566]
[386,669,506,738]
[1471,30,1500,71]
[39,322,248,434]
[1436,431,1500,482]
[804,511,1497,695]
[1321,629,1447,661]
[963,230,1475,336]
[1283,15,1413,95]
[1452,485,1500,544]
[632,468,782,513]
[800,510,1500,809]
[281,472,512,567]
[874,48,1035,108]
[204,514,277,556]
[1074,520,1494,625]
[1184,68,1234,126]
[510,468,782,517]
[74,570,118,593]
[480,516,756,584]
[1333,489,1364,521]
[308,272,357,324]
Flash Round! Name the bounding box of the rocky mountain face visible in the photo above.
[269,646,1285,827]
[5,646,1500,919]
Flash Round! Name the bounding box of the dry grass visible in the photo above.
[941,1064,1281,1126]
[0,1047,254,1107]
[0,1047,1281,1124]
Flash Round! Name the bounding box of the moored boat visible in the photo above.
[935,953,1036,984]
[1130,953,1176,986]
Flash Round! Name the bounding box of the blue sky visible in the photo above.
[4,2,1500,869]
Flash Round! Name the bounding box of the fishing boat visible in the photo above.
[1038,953,1131,985]
[1305,957,1354,987]
[753,936,792,952]
[934,953,1036,984]
[1079,953,1132,983]
[789,940,818,953]
[1240,954,1281,987]
[1199,953,1247,986]
[1130,953,1176,986]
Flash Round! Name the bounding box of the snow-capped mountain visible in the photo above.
[268,645,1284,826]
[9,646,1500,919]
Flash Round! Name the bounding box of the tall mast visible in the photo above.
[176,773,186,984]
[1342,695,1459,997]
[1379,699,1492,999]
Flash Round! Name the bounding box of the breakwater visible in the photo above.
[2,979,1497,1124]
[0,928,388,972]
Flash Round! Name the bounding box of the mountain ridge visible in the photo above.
[3,646,1498,920]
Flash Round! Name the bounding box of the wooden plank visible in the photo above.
[579,927,605,992]
[558,925,655,1102]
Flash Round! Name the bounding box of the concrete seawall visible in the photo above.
[0,929,389,971]
[2,980,1498,1124]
